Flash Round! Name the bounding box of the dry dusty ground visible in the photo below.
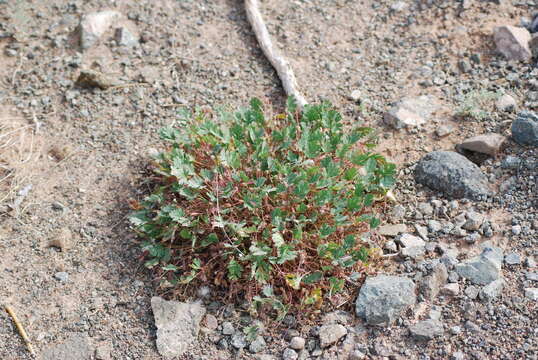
[0,0,536,359]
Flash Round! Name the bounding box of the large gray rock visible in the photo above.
[414,151,491,200]
[455,246,503,285]
[512,111,538,147]
[151,297,206,359]
[384,95,440,129]
[356,275,416,326]
[41,333,93,360]
[493,25,532,61]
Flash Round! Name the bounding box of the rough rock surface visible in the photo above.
[79,10,122,49]
[356,275,416,326]
[318,324,347,348]
[455,247,503,285]
[493,25,532,61]
[409,320,444,341]
[384,95,440,129]
[41,333,93,360]
[460,133,506,156]
[414,151,491,200]
[512,111,538,147]
[151,297,206,359]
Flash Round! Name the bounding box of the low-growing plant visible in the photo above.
[130,97,396,318]
[455,89,501,121]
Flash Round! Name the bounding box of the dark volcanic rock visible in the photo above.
[414,151,491,200]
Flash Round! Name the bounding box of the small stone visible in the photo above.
[384,240,398,253]
[202,314,218,331]
[414,151,491,200]
[249,336,266,353]
[512,111,538,147]
[384,95,440,129]
[318,324,347,348]
[115,27,138,47]
[414,224,429,241]
[41,333,93,360]
[524,288,538,300]
[460,133,506,156]
[48,228,72,251]
[282,348,298,360]
[420,263,448,300]
[455,247,503,285]
[464,286,479,300]
[448,271,460,283]
[462,212,484,231]
[76,70,122,90]
[441,283,460,296]
[349,350,367,360]
[496,94,517,112]
[505,253,521,265]
[452,351,465,360]
[151,297,206,358]
[378,224,407,236]
[349,89,361,102]
[479,278,505,301]
[356,275,416,326]
[526,257,537,268]
[54,272,69,282]
[464,320,481,333]
[391,205,406,220]
[289,337,305,350]
[493,25,532,61]
[390,1,408,12]
[458,60,472,73]
[79,10,122,49]
[436,124,454,137]
[501,156,522,169]
[449,326,462,335]
[397,234,426,259]
[409,320,444,341]
[512,225,522,235]
[427,220,442,233]
[231,332,247,349]
[95,342,112,360]
[221,321,235,335]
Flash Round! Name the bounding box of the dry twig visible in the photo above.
[245,0,308,109]
[4,305,35,356]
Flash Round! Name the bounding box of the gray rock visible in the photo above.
[115,27,138,47]
[282,348,298,360]
[452,351,465,360]
[512,111,538,147]
[455,247,503,285]
[464,286,479,300]
[289,337,305,350]
[151,297,206,359]
[450,326,462,335]
[356,275,416,326]
[493,25,532,61]
[414,224,429,241]
[222,321,235,335]
[42,333,93,360]
[249,336,266,353]
[318,324,347,348]
[462,212,484,231]
[441,283,460,296]
[436,124,454,137]
[414,151,491,200]
[349,350,367,359]
[54,272,69,282]
[479,278,504,301]
[496,94,517,111]
[524,288,538,300]
[420,263,448,300]
[460,133,506,156]
[501,156,522,169]
[397,233,426,259]
[505,252,521,265]
[231,332,247,349]
[79,10,122,49]
[409,320,444,341]
[427,220,443,233]
[527,272,538,281]
[378,224,407,236]
[384,95,440,129]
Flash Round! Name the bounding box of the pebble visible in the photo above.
[249,336,267,353]
[54,272,69,282]
[464,286,479,300]
[512,111,538,147]
[282,348,298,360]
[221,322,235,335]
[79,10,122,49]
[460,133,506,156]
[504,253,521,265]
[479,279,505,301]
[289,337,305,350]
[378,224,407,236]
[524,288,538,301]
[409,319,444,341]
[496,94,517,111]
[231,332,247,349]
[318,324,347,348]
[512,225,522,235]
[384,95,440,129]
[441,283,460,296]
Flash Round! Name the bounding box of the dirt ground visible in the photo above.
[0,0,536,359]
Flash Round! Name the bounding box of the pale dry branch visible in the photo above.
[5,305,35,356]
[245,0,308,109]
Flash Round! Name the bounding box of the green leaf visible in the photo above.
[227,259,243,280]
[302,271,323,284]
[162,264,179,272]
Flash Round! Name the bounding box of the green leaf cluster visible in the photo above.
[130,97,396,316]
